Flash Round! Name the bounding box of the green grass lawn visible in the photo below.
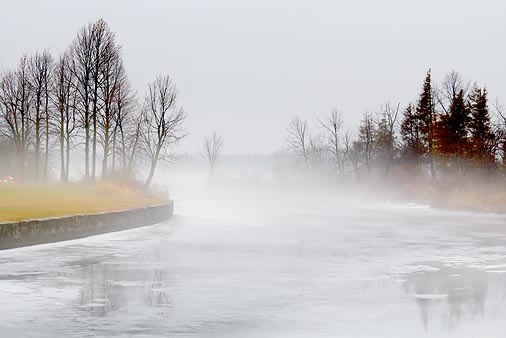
[0,182,165,222]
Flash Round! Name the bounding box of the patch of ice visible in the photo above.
[485,270,506,274]
[406,203,430,208]
[389,265,440,274]
[483,264,506,269]
[357,275,390,282]
[409,293,448,299]
[81,303,107,308]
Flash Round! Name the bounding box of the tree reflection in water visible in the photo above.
[76,260,172,317]
[396,263,506,331]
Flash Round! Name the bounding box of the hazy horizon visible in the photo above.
[1,0,505,154]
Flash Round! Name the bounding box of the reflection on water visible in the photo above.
[64,252,172,318]
[78,263,171,317]
[392,262,506,332]
[66,248,506,334]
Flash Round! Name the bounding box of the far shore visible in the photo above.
[387,177,506,215]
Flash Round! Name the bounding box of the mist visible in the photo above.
[3,161,506,337]
[1,2,506,337]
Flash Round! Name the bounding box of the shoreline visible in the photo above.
[0,201,174,250]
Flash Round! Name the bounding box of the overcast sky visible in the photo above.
[1,0,505,154]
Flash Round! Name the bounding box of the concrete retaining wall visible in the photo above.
[0,200,174,250]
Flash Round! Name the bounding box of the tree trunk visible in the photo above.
[145,146,161,187]
[92,113,97,181]
[111,132,116,175]
[59,111,65,182]
[101,126,109,180]
[44,103,50,181]
[85,125,90,180]
[35,118,40,182]
[144,158,158,188]
[34,96,41,182]
[20,112,26,181]
[120,128,126,178]
[65,134,71,183]
[127,125,140,179]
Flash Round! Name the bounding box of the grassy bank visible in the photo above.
[430,184,506,213]
[0,182,165,222]
[392,176,506,214]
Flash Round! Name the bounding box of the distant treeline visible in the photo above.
[286,69,505,182]
[0,19,186,186]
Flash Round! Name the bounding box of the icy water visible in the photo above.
[2,188,506,337]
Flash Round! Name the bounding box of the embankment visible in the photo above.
[0,201,173,250]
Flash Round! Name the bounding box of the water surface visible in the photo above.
[1,188,506,337]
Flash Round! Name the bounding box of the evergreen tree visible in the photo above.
[449,89,470,158]
[435,89,469,173]
[468,85,495,165]
[401,103,422,162]
[415,69,436,177]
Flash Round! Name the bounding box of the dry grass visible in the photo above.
[396,177,506,213]
[436,187,506,213]
[0,182,165,222]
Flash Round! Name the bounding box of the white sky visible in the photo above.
[1,0,505,154]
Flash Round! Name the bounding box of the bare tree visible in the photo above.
[357,112,375,174]
[286,117,310,170]
[308,134,326,169]
[141,75,186,187]
[98,47,122,179]
[28,50,53,181]
[0,57,32,180]
[91,19,119,181]
[375,102,400,174]
[436,70,470,114]
[111,66,136,179]
[318,107,345,175]
[344,129,360,180]
[70,19,119,181]
[0,18,195,186]
[203,132,224,177]
[53,51,78,182]
[70,23,94,180]
[124,111,143,179]
[492,100,506,165]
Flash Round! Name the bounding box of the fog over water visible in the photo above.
[1,2,506,335]
[1,169,506,337]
